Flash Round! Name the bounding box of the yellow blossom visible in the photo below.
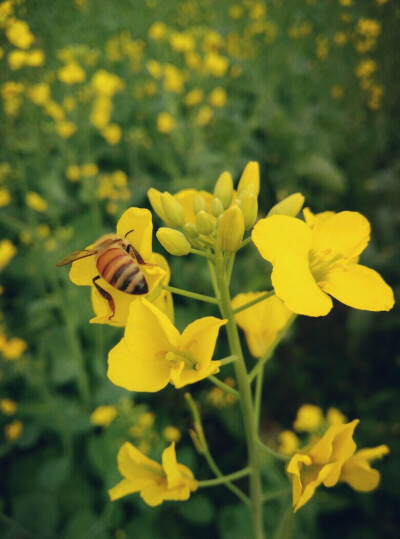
[252,211,394,316]
[287,420,359,511]
[45,101,66,121]
[229,5,243,19]
[6,20,34,49]
[56,121,77,138]
[209,87,227,108]
[368,84,384,110]
[164,426,181,443]
[1,337,27,360]
[196,105,213,126]
[233,294,293,357]
[63,96,76,111]
[8,50,27,70]
[5,420,23,441]
[90,97,112,129]
[139,412,155,429]
[66,164,81,182]
[58,62,86,84]
[26,191,47,212]
[185,51,202,70]
[293,404,324,432]
[92,70,124,96]
[25,49,45,66]
[356,59,377,79]
[334,32,347,46]
[170,32,195,53]
[90,405,118,427]
[108,298,226,391]
[0,188,11,207]
[163,64,185,93]
[327,408,347,425]
[109,442,198,506]
[184,88,203,107]
[357,19,381,38]
[340,445,389,491]
[102,123,122,145]
[278,431,300,455]
[0,398,17,415]
[157,112,176,133]
[204,53,229,77]
[0,239,17,271]
[146,59,163,79]
[27,83,51,105]
[81,163,98,177]
[2,81,24,100]
[149,21,167,41]
[37,224,50,238]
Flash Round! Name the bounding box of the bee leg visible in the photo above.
[92,276,116,319]
[127,245,155,267]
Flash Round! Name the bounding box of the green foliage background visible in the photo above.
[0,0,399,537]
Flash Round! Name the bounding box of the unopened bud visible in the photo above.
[160,192,185,227]
[239,193,258,230]
[156,228,191,256]
[267,193,305,218]
[214,171,233,209]
[148,188,168,222]
[217,206,244,252]
[237,161,260,197]
[193,194,208,215]
[183,222,199,238]
[195,210,214,235]
[211,197,224,218]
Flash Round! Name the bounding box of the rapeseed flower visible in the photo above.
[90,405,118,427]
[6,20,34,49]
[27,83,51,106]
[0,398,17,415]
[5,420,23,441]
[340,445,389,491]
[157,112,176,133]
[26,192,47,212]
[293,404,324,433]
[109,442,198,506]
[108,298,226,391]
[209,87,227,108]
[0,239,16,271]
[102,123,122,145]
[0,188,11,207]
[278,431,300,456]
[252,211,394,316]
[58,62,86,84]
[69,207,166,326]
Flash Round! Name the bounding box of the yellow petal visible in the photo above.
[69,245,97,285]
[340,460,381,492]
[117,442,163,480]
[303,208,335,229]
[140,484,169,506]
[294,462,337,512]
[109,478,140,501]
[116,207,153,260]
[287,453,312,508]
[181,316,227,368]
[351,445,390,463]
[272,252,332,316]
[172,360,221,389]
[321,264,394,312]
[162,443,181,489]
[90,283,134,327]
[107,338,171,392]
[252,215,312,264]
[312,211,370,259]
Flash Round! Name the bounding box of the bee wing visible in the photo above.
[55,249,97,267]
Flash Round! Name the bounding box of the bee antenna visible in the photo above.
[125,229,135,239]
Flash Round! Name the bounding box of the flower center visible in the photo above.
[165,350,199,371]
[309,249,345,282]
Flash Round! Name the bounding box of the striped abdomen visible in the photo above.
[96,248,148,295]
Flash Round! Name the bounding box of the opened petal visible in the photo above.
[321,264,394,312]
[252,215,312,264]
[162,443,181,489]
[116,207,153,260]
[181,316,227,366]
[109,478,140,501]
[340,460,381,492]
[312,211,370,259]
[69,246,97,285]
[272,252,332,317]
[117,442,163,480]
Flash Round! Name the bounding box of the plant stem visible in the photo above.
[162,285,219,305]
[190,248,214,259]
[233,290,275,315]
[262,488,291,503]
[208,375,240,399]
[238,236,253,250]
[257,440,289,462]
[216,255,265,539]
[254,368,264,429]
[198,467,251,488]
[220,354,238,366]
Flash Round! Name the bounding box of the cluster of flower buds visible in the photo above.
[148,161,262,256]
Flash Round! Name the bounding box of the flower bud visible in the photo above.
[195,210,214,235]
[238,193,258,230]
[217,206,244,252]
[267,193,305,218]
[156,228,191,256]
[193,194,208,215]
[183,222,199,238]
[160,192,185,227]
[213,171,233,209]
[211,197,224,218]
[237,161,260,197]
[148,188,168,222]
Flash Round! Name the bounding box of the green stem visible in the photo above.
[216,254,265,539]
[238,236,253,250]
[257,440,289,462]
[162,285,219,305]
[208,375,240,399]
[254,368,264,429]
[198,467,250,488]
[233,290,275,315]
[248,315,297,383]
[262,488,291,503]
[190,248,214,259]
[220,354,238,366]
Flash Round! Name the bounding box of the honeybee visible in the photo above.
[56,230,151,319]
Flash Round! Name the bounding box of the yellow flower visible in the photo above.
[26,191,47,212]
[355,59,377,79]
[102,123,122,145]
[90,97,112,129]
[326,407,347,425]
[6,20,34,49]
[357,19,381,38]
[90,405,118,427]
[164,426,181,443]
[0,398,17,415]
[278,431,300,456]
[56,121,77,138]
[204,53,229,77]
[184,88,204,107]
[287,420,359,511]
[69,207,166,326]
[233,293,292,357]
[157,112,176,133]
[252,212,394,316]
[25,49,45,66]
[0,239,17,270]
[0,188,11,207]
[27,83,51,106]
[209,87,227,108]
[170,32,195,53]
[66,164,81,182]
[58,62,86,84]
[81,163,98,177]
[196,105,213,126]
[340,445,389,491]
[163,64,185,93]
[149,21,167,41]
[5,420,23,441]
[92,70,124,96]
[293,404,324,432]
[185,51,202,70]
[148,188,213,225]
[44,101,66,121]
[109,442,198,506]
[146,59,163,79]
[108,298,226,392]
[8,50,27,70]
[331,85,344,99]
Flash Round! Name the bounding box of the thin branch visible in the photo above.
[162,285,219,304]
[208,375,240,399]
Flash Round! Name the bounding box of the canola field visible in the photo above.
[0,0,399,537]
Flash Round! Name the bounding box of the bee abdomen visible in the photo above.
[96,249,148,295]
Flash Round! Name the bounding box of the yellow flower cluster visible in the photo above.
[66,163,98,182]
[0,239,17,271]
[0,333,27,360]
[90,70,124,143]
[96,170,130,204]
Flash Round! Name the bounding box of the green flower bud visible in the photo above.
[156,228,191,256]
[217,206,244,252]
[267,193,305,218]
[237,161,260,197]
[195,210,214,235]
[213,171,233,209]
[193,194,208,215]
[183,222,199,238]
[148,188,168,222]
[239,193,258,230]
[160,192,185,227]
[211,197,224,218]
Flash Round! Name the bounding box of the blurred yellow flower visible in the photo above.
[170,32,195,52]
[25,49,45,66]
[357,19,381,38]
[157,112,176,133]
[196,105,213,126]
[56,121,77,138]
[63,96,76,111]
[8,50,27,70]
[184,88,204,106]
[229,5,243,19]
[149,21,167,41]
[164,426,181,443]
[334,32,347,46]
[0,188,11,207]
[6,20,34,49]
[139,411,155,429]
[0,239,17,271]
[293,404,324,432]
[1,337,27,360]
[109,442,198,506]
[0,398,17,415]
[102,123,122,145]
[81,163,98,177]
[27,83,51,106]
[37,224,50,238]
[2,82,24,100]
[146,59,163,79]
[331,85,344,99]
[163,64,185,93]
[209,87,227,108]
[355,59,377,79]
[45,101,66,121]
[90,405,118,427]
[66,164,81,182]
[368,84,384,110]
[92,69,124,96]
[90,97,112,129]
[278,430,300,456]
[326,407,347,425]
[5,420,23,441]
[26,192,47,212]
[185,51,202,70]
[204,53,229,77]
[108,298,226,392]
[58,62,86,84]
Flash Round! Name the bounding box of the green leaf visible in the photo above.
[63,510,107,539]
[12,493,58,538]
[38,456,71,490]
